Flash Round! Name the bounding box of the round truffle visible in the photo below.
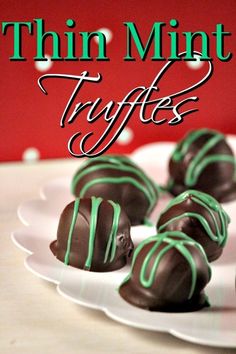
[157,190,230,262]
[51,197,133,272]
[71,155,159,225]
[168,129,236,202]
[119,231,211,312]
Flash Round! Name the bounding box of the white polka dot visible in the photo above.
[186,54,204,70]
[117,127,134,145]
[94,28,112,44]
[22,147,40,162]
[35,55,53,72]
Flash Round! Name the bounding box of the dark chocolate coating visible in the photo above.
[51,198,133,272]
[157,192,229,262]
[169,130,236,203]
[119,233,211,312]
[71,156,159,225]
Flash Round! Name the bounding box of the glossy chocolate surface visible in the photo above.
[168,129,236,203]
[119,232,211,312]
[51,197,133,272]
[157,190,230,262]
[71,155,159,225]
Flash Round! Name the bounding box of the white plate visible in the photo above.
[12,140,236,348]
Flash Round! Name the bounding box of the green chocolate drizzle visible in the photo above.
[64,198,80,265]
[158,190,230,247]
[64,197,123,270]
[71,155,159,214]
[172,129,236,187]
[85,196,103,269]
[104,200,121,263]
[121,231,211,299]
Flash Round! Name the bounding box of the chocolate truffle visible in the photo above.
[168,129,236,202]
[157,190,230,262]
[119,231,211,312]
[71,155,159,225]
[51,197,133,272]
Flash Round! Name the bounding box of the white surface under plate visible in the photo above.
[12,140,236,348]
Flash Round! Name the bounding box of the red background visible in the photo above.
[1,0,236,161]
